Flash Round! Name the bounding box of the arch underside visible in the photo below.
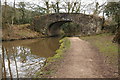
[47,20,72,36]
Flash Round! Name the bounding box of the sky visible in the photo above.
[2,0,107,5]
[1,0,120,6]
[1,0,119,15]
[1,0,107,16]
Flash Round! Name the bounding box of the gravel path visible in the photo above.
[53,37,116,78]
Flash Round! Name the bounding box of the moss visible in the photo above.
[47,37,70,62]
[34,37,70,78]
[80,33,118,65]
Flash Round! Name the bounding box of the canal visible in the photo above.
[1,37,60,78]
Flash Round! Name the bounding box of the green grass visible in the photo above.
[81,33,118,65]
[47,37,70,63]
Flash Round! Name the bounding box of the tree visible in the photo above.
[2,0,7,28]
[93,2,99,15]
[11,0,16,25]
[0,0,2,29]
[104,2,120,32]
[2,3,15,28]
[51,0,61,13]
[56,1,60,13]
[51,2,57,13]
[62,1,73,13]
[0,0,2,74]
[74,1,81,13]
[62,0,81,13]
[104,2,120,43]
[42,0,50,13]
[17,2,26,24]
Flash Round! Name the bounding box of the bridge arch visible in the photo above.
[32,13,103,36]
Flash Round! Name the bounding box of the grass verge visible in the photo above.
[34,37,70,78]
[80,33,118,65]
[47,37,70,62]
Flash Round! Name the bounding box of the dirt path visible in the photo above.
[53,37,116,78]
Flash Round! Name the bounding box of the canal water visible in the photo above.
[1,37,60,78]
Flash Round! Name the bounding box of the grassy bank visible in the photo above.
[80,33,118,66]
[34,37,70,78]
[47,37,70,62]
[2,24,41,41]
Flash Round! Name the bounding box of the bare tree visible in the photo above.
[0,57,2,80]
[51,2,57,13]
[42,0,50,13]
[0,0,1,29]
[75,1,81,13]
[71,2,77,13]
[62,0,82,13]
[51,0,61,13]
[5,48,13,79]
[56,1,60,13]
[0,46,2,79]
[3,0,7,25]
[92,1,106,16]
[93,2,99,15]
[12,48,19,78]
[11,0,16,25]
[17,2,26,24]
[2,47,6,79]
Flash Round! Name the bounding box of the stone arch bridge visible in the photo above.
[32,13,103,36]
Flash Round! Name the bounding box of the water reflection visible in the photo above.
[1,37,60,78]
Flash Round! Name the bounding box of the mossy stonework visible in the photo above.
[34,37,70,78]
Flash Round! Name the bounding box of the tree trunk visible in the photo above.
[72,2,76,13]
[2,47,6,79]
[5,48,13,79]
[56,2,59,13]
[46,2,50,13]
[0,0,2,29]
[12,0,16,25]
[12,51,19,78]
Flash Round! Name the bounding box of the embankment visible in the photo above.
[2,24,41,41]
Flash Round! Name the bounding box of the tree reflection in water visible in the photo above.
[1,46,46,78]
[1,37,60,78]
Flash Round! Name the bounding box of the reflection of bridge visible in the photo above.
[32,13,103,36]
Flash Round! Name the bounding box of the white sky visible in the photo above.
[2,0,120,6]
[1,0,119,15]
[2,0,107,5]
[1,0,108,15]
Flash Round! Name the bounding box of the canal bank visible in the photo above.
[34,37,70,78]
[2,24,41,41]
